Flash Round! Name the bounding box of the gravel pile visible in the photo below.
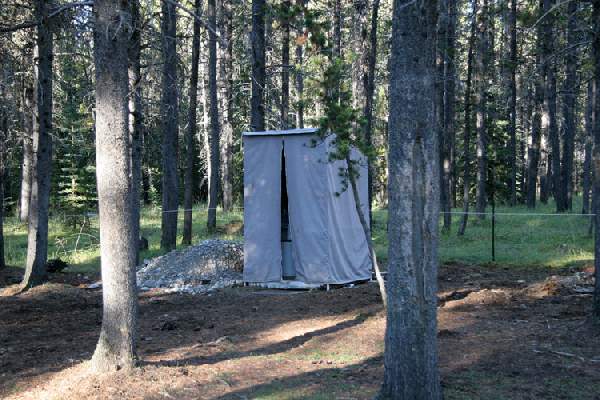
[137,239,244,294]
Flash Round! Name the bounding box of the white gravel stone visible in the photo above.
[137,239,243,294]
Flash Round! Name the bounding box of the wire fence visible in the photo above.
[3,205,595,270]
[436,209,593,266]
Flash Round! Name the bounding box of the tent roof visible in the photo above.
[242,128,319,137]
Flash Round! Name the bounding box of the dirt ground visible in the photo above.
[1,263,599,400]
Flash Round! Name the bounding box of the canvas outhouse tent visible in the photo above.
[243,128,372,285]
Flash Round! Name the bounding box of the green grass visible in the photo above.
[373,198,593,268]
[3,206,244,274]
[2,198,593,274]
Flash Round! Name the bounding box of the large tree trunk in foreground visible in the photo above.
[251,0,266,132]
[160,0,179,250]
[19,87,33,223]
[206,0,220,230]
[381,0,441,398]
[22,0,53,288]
[183,0,203,245]
[129,0,143,262]
[91,0,138,373]
[592,0,600,319]
[458,0,477,236]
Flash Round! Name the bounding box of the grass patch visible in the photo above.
[2,206,244,274]
[2,198,593,274]
[373,198,593,268]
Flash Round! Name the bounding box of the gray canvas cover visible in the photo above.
[243,136,283,282]
[243,132,371,284]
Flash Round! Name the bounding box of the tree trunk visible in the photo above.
[142,128,151,205]
[437,1,448,231]
[526,1,545,209]
[19,86,33,223]
[592,0,600,319]
[21,0,53,288]
[0,107,6,269]
[381,1,441,398]
[91,0,138,373]
[475,0,488,220]
[508,0,517,206]
[583,81,594,215]
[295,0,306,128]
[129,0,143,262]
[541,0,560,210]
[183,0,203,245]
[352,0,368,119]
[219,0,234,212]
[251,0,266,132]
[160,0,179,250]
[207,0,220,230]
[365,0,381,217]
[458,0,477,236]
[560,0,577,212]
[281,0,291,129]
[332,0,341,60]
[346,157,386,308]
[442,0,457,230]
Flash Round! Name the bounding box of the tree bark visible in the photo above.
[206,0,220,230]
[183,0,203,245]
[251,0,266,132]
[19,86,33,223]
[541,0,559,210]
[583,81,594,215]
[295,0,306,128]
[559,0,577,212]
[91,0,138,373]
[0,105,6,269]
[21,0,53,288]
[526,1,545,209]
[508,0,517,206]
[458,0,477,236]
[219,0,234,212]
[442,0,457,230]
[592,0,600,319]
[332,0,341,60]
[352,0,368,119]
[437,1,448,231]
[281,0,291,129]
[129,0,143,261]
[160,0,179,250]
[381,1,441,398]
[364,0,381,217]
[475,0,488,220]
[346,157,386,308]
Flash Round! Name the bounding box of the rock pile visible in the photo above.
[137,239,244,294]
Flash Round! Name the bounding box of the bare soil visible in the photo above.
[1,263,599,400]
